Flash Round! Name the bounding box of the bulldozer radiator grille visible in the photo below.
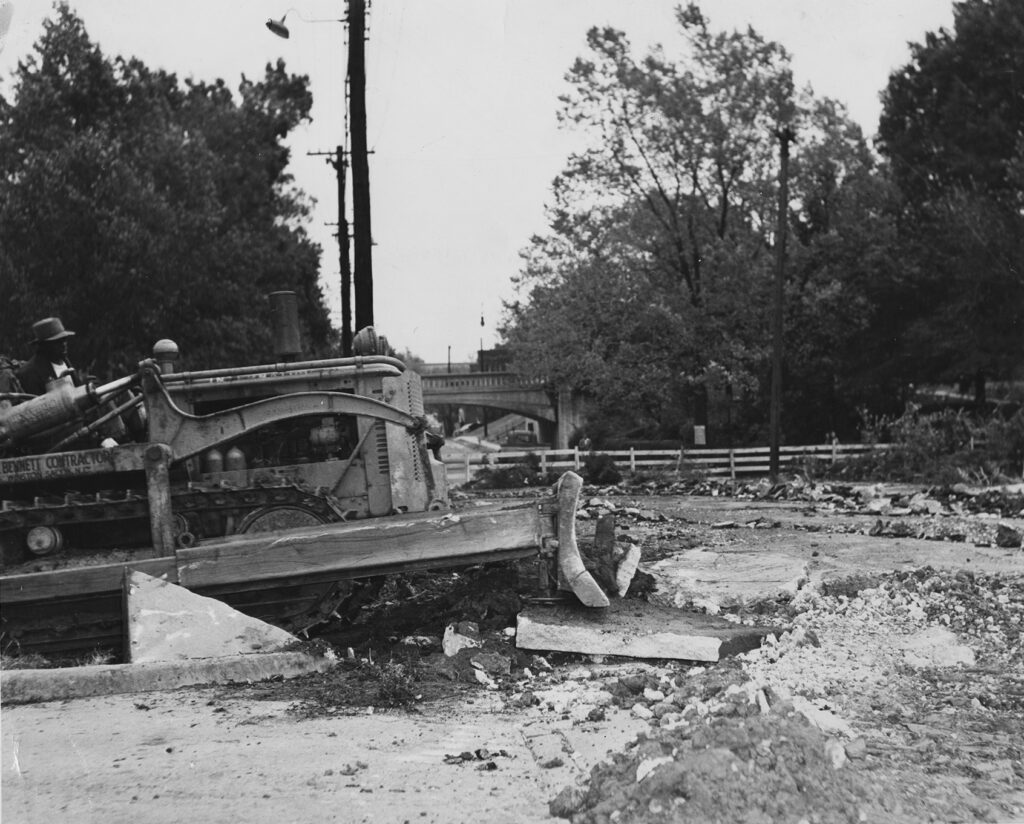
[374,422,390,473]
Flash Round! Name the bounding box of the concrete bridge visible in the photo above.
[419,369,583,449]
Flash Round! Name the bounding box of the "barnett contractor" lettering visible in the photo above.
[0,449,117,483]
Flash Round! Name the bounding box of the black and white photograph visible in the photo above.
[1,1,1021,822]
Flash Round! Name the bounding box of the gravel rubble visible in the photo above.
[528,566,1024,823]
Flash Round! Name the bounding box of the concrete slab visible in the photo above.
[646,548,809,614]
[127,571,298,663]
[1,651,334,705]
[516,600,778,662]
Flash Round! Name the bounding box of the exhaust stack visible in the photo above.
[269,291,302,362]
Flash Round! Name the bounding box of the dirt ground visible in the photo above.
[3,480,1023,823]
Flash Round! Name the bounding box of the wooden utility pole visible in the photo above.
[335,146,353,355]
[311,146,353,355]
[769,125,795,480]
[348,0,373,331]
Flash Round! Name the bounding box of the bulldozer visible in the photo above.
[0,293,607,659]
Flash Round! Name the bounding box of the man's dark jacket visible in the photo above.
[15,353,80,396]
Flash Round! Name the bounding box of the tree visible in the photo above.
[877,0,1024,392]
[0,5,332,377]
[503,4,880,443]
[783,100,909,434]
[878,0,1024,208]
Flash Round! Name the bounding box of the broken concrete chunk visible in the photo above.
[844,737,867,759]
[549,786,586,819]
[863,498,891,515]
[900,626,976,668]
[615,544,643,597]
[469,652,511,675]
[648,549,809,614]
[125,571,297,663]
[631,703,654,720]
[996,522,1022,549]
[824,738,848,769]
[635,755,673,782]
[582,512,619,594]
[790,695,855,738]
[516,600,778,662]
[473,669,498,689]
[442,622,481,656]
[399,635,440,649]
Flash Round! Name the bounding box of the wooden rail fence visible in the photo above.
[443,443,881,485]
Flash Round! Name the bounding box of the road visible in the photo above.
[3,686,650,824]
[3,486,1022,823]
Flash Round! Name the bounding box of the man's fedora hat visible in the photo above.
[31,317,76,343]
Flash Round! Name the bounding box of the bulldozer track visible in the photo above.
[1,482,343,547]
[0,485,357,658]
[1,577,367,661]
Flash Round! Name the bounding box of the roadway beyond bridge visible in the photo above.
[419,370,582,449]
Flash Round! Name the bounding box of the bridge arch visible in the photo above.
[419,371,582,448]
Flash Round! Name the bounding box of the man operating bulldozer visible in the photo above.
[16,316,81,396]
[13,316,142,448]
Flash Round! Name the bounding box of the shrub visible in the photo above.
[828,408,1024,483]
[583,452,622,485]
[469,452,560,489]
[370,660,419,706]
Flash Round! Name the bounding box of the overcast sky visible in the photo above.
[1,0,954,363]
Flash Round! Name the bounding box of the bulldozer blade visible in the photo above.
[555,472,610,608]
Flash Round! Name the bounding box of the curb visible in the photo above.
[2,651,334,705]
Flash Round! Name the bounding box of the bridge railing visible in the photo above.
[442,443,883,485]
[420,371,547,391]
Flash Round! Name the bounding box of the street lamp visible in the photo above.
[266,9,341,38]
[265,13,291,38]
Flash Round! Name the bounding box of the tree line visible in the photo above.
[500,0,1023,446]
[0,5,333,377]
[1,1,1019,446]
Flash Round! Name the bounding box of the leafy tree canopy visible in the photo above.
[877,0,1024,386]
[0,4,333,377]
[502,3,880,442]
[878,0,1024,207]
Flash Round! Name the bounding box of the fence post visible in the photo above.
[831,438,838,463]
[464,454,470,483]
[675,449,683,474]
[629,447,636,473]
[729,448,736,480]
[574,446,580,471]
[540,452,547,473]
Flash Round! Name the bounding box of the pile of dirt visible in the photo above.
[546,567,1024,823]
[552,702,880,823]
[227,563,568,717]
[889,567,1023,665]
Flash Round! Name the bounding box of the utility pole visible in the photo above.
[769,125,795,480]
[312,146,353,355]
[348,0,373,331]
[334,146,353,355]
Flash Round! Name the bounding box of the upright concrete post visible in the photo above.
[555,388,584,450]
